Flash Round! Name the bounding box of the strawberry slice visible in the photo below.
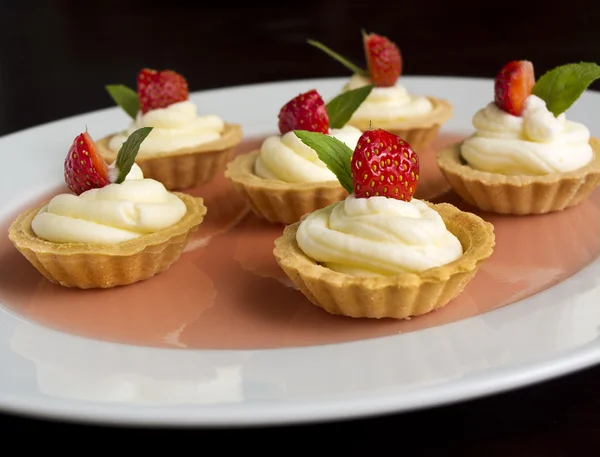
[363,33,402,87]
[308,31,402,88]
[64,131,110,195]
[494,60,535,116]
[137,68,189,114]
[351,129,419,201]
[278,89,330,134]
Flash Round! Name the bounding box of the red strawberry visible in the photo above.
[137,68,189,114]
[494,60,535,116]
[64,131,110,195]
[351,129,419,201]
[278,89,329,134]
[363,33,402,87]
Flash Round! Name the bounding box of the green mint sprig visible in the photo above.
[293,130,354,194]
[307,39,367,76]
[114,127,153,183]
[106,84,139,119]
[532,62,600,116]
[325,84,374,129]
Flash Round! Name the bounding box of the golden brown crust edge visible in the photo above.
[224,150,349,224]
[345,97,453,151]
[96,123,243,190]
[7,193,207,289]
[437,137,600,215]
[273,202,495,319]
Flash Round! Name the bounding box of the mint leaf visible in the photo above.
[532,62,600,116]
[106,84,139,119]
[326,84,374,129]
[114,127,153,183]
[307,39,367,76]
[294,130,354,194]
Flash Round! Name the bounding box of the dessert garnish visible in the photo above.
[294,127,419,201]
[493,60,535,116]
[308,30,402,87]
[277,85,374,135]
[105,68,189,119]
[531,62,600,116]
[64,127,152,195]
[494,61,600,117]
[278,89,329,134]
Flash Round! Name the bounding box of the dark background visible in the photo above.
[1,0,600,453]
[1,0,600,136]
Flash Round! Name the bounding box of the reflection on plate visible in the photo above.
[9,278,600,406]
[9,323,250,405]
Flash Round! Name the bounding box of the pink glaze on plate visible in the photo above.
[1,134,600,350]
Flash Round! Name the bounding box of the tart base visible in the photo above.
[437,138,600,215]
[273,202,495,319]
[346,97,453,151]
[8,193,207,289]
[96,123,243,190]
[224,150,348,224]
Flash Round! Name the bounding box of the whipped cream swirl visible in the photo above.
[460,95,593,175]
[109,101,225,155]
[254,125,363,183]
[343,74,433,123]
[296,194,463,276]
[32,165,187,244]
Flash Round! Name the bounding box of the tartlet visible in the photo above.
[437,60,600,215]
[274,201,494,319]
[273,127,495,319]
[225,86,372,224]
[100,68,243,190]
[8,127,207,289]
[438,138,600,215]
[97,123,242,191]
[225,149,347,224]
[307,31,452,151]
[9,192,206,289]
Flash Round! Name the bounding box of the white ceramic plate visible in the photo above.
[1,76,600,427]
